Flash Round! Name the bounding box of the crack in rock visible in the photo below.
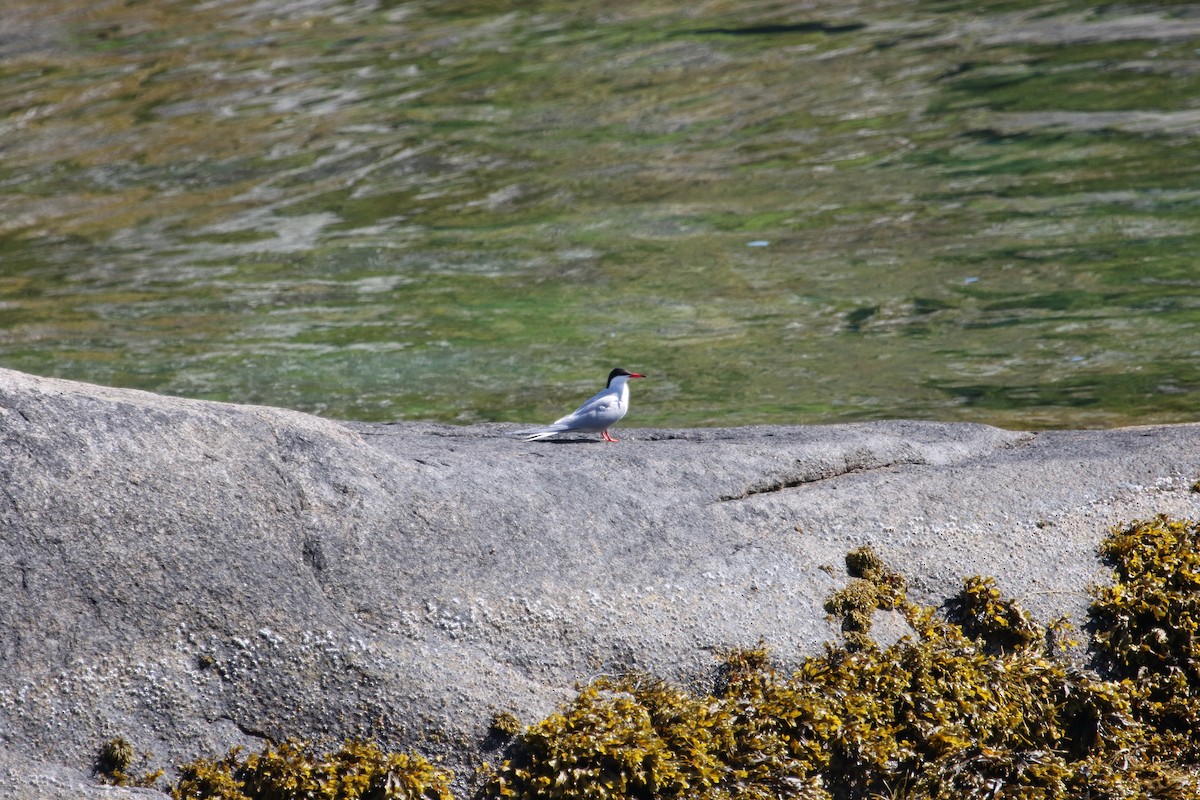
[719,457,914,501]
[718,429,1038,502]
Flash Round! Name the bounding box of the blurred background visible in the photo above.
[2,0,1199,429]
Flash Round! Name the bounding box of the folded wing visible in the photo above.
[509,387,624,440]
[553,391,618,428]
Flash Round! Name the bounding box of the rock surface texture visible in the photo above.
[2,367,1199,797]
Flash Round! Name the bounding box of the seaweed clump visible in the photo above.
[95,736,164,788]
[484,537,1200,800]
[485,669,825,800]
[822,546,907,650]
[172,739,453,800]
[1090,514,1200,763]
[943,575,1042,654]
[489,712,523,739]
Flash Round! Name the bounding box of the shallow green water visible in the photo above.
[2,0,1199,428]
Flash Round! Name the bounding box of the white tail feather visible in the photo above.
[508,424,569,441]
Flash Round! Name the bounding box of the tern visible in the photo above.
[510,368,647,442]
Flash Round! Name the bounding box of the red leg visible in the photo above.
[602,430,619,442]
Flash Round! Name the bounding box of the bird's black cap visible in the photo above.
[607,367,647,386]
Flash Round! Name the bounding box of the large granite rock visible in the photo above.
[1,367,1198,797]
